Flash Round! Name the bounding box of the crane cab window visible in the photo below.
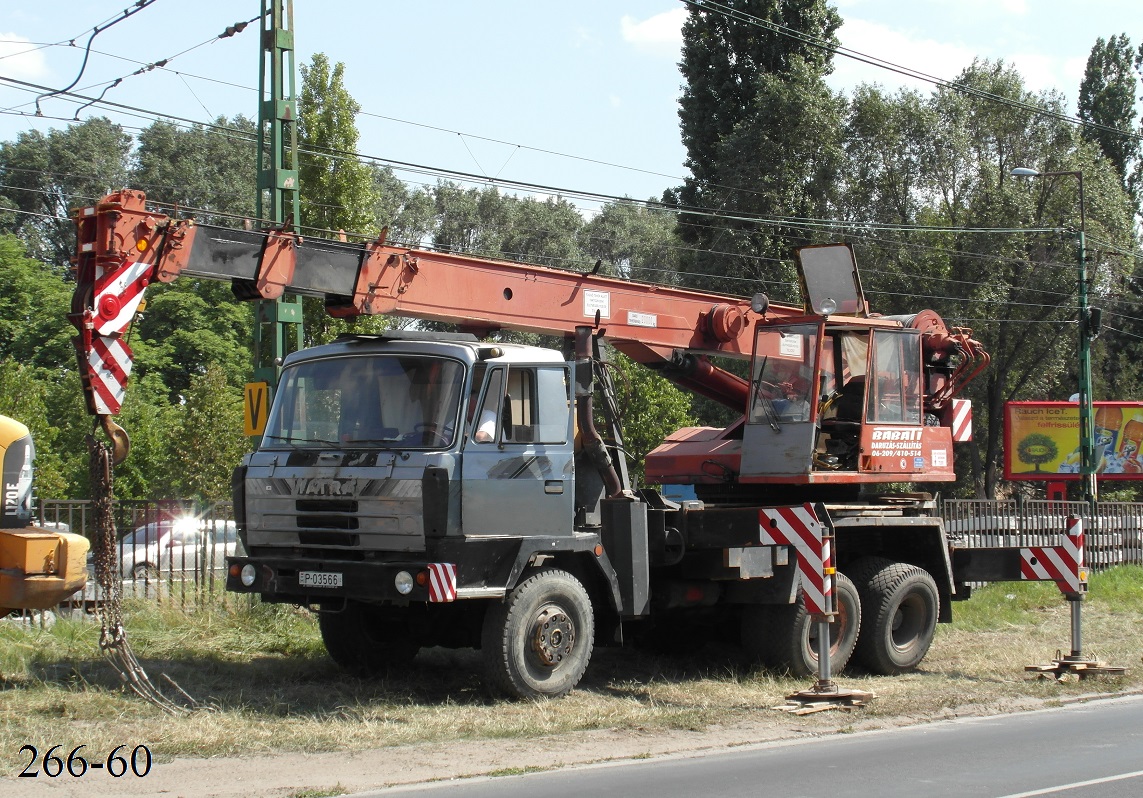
[866,329,922,424]
[749,325,818,426]
[471,366,569,444]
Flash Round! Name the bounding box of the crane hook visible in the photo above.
[98,415,131,465]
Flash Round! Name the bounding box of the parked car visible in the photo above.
[117,516,240,580]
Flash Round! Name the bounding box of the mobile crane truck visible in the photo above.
[71,190,1005,698]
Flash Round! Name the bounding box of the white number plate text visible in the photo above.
[299,571,343,588]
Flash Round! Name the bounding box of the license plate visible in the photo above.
[299,571,343,589]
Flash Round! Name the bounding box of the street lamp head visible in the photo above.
[1011,167,1040,177]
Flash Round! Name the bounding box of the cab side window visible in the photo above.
[473,367,569,444]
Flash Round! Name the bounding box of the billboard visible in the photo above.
[1005,401,1143,481]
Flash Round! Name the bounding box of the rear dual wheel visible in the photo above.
[741,573,861,678]
[847,558,939,675]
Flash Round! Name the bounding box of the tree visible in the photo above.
[0,234,74,370]
[297,53,387,345]
[1078,35,1140,194]
[371,166,436,247]
[132,116,258,225]
[838,61,1136,498]
[298,53,378,239]
[0,117,132,269]
[0,358,68,499]
[607,352,696,487]
[162,364,247,501]
[673,0,844,294]
[582,200,681,284]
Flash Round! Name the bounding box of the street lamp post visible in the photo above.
[1011,167,1096,508]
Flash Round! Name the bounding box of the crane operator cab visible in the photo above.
[740,245,954,484]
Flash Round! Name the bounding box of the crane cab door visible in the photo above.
[741,323,821,477]
[460,365,575,537]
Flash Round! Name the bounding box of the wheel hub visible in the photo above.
[530,605,575,667]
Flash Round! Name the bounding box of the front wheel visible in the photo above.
[481,568,594,699]
[319,601,420,676]
[741,572,861,678]
[849,558,939,675]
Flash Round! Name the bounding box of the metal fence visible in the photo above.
[30,496,1143,614]
[39,498,240,610]
[941,498,1143,570]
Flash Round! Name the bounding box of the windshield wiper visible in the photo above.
[262,434,343,448]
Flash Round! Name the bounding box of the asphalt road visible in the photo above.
[364,694,1143,798]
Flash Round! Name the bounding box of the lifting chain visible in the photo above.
[88,433,197,714]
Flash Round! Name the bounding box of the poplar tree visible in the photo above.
[1077,34,1140,195]
[672,0,844,295]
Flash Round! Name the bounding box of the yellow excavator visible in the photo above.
[0,414,89,614]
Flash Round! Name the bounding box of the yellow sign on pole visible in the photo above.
[244,381,270,437]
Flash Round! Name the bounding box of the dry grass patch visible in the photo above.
[2,568,1142,773]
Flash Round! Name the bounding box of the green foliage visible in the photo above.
[0,234,74,370]
[607,352,696,487]
[0,358,68,499]
[583,200,680,284]
[133,116,258,225]
[161,364,249,501]
[674,0,843,294]
[298,53,378,239]
[1078,35,1139,191]
[297,54,386,346]
[0,117,132,269]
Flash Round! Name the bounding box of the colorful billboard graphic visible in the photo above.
[1005,401,1143,481]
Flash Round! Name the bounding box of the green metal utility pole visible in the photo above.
[253,0,303,393]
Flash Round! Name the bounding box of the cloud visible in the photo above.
[828,18,977,95]
[0,34,48,80]
[620,8,685,55]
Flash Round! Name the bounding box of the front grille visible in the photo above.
[298,532,359,547]
[296,499,358,513]
[297,515,359,530]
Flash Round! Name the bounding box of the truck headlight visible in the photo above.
[240,564,257,587]
[394,570,414,595]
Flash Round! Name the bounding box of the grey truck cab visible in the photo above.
[226,331,630,696]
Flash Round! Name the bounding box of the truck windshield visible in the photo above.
[263,354,465,449]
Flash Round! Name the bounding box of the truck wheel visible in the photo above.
[741,573,860,678]
[481,568,594,699]
[319,601,420,676]
[849,558,938,675]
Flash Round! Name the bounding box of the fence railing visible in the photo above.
[31,497,1143,613]
[941,498,1143,570]
[39,498,240,610]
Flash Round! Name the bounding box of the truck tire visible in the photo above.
[740,572,860,678]
[481,568,594,699]
[319,601,420,676]
[848,558,938,675]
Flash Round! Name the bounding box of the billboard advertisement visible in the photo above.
[1004,401,1143,481]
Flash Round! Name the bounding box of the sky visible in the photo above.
[0,1,1139,215]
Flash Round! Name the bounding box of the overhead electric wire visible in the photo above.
[34,0,165,116]
[682,0,1143,144]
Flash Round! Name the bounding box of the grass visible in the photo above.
[2,567,1142,774]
